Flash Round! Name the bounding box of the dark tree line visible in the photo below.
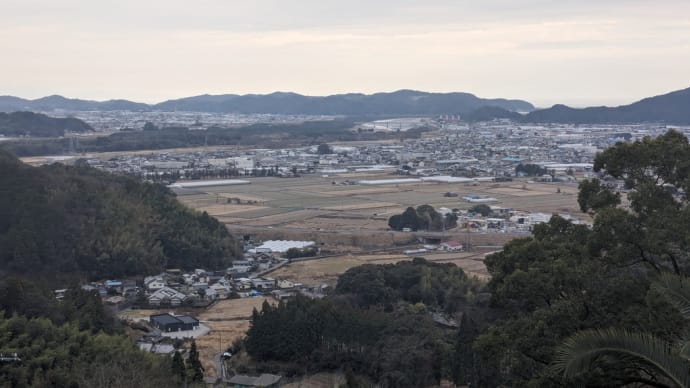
[0,120,431,157]
[285,246,319,259]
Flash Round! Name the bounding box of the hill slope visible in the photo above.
[0,111,93,137]
[523,86,690,124]
[0,95,149,112]
[0,151,239,279]
[154,89,534,115]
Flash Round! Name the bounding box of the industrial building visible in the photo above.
[149,313,199,332]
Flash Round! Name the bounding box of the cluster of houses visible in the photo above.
[136,267,328,307]
[65,250,325,310]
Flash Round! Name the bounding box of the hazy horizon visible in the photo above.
[3,1,689,107]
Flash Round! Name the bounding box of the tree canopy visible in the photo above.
[474,130,690,386]
[0,150,239,280]
[388,205,457,231]
[0,111,93,137]
[244,259,484,387]
[0,276,177,387]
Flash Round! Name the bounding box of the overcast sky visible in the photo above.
[2,0,690,107]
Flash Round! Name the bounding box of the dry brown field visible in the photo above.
[177,174,588,236]
[119,297,274,378]
[269,251,492,286]
[195,297,275,376]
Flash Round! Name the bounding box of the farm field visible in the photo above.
[268,251,492,286]
[177,174,587,237]
[120,297,273,378]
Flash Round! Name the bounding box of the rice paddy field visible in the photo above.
[176,173,587,234]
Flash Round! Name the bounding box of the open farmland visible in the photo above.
[268,251,492,286]
[176,173,587,246]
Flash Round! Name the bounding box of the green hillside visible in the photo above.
[0,150,239,279]
[0,111,93,137]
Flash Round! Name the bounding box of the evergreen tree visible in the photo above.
[172,350,186,382]
[187,341,204,382]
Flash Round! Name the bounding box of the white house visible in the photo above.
[276,279,295,289]
[441,241,463,252]
[148,287,187,306]
[210,283,231,299]
[144,276,166,291]
[250,277,275,290]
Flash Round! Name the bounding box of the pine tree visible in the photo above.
[171,350,186,382]
[186,341,204,382]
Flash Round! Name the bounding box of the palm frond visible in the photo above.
[679,342,690,362]
[552,328,690,388]
[652,273,690,321]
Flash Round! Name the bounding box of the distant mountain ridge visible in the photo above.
[0,95,149,112]
[464,86,690,124]
[0,90,534,115]
[5,86,689,123]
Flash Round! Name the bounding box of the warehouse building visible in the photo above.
[150,313,199,332]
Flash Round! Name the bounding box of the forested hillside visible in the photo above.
[0,111,93,137]
[0,150,239,280]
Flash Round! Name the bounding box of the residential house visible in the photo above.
[197,286,217,301]
[276,279,294,289]
[233,278,253,291]
[104,280,123,293]
[250,277,275,290]
[122,281,138,296]
[271,290,297,301]
[148,287,187,306]
[210,283,231,299]
[144,276,166,291]
[228,260,254,275]
[441,241,463,252]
